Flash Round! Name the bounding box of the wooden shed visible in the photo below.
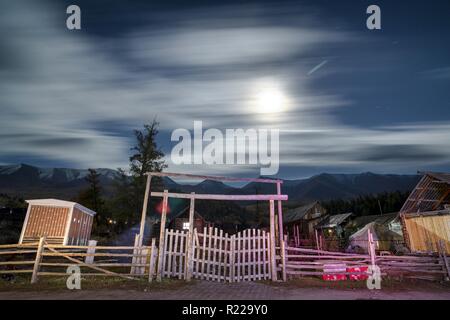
[400,172,450,254]
[19,199,96,245]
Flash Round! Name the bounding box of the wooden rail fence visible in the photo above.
[282,234,450,281]
[1,231,448,284]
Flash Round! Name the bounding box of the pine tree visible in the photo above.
[76,168,104,227]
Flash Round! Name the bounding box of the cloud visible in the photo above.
[0,1,449,177]
[130,27,347,67]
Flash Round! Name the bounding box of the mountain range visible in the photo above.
[0,164,420,202]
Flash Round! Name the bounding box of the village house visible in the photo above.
[314,212,354,251]
[283,201,328,247]
[399,172,450,254]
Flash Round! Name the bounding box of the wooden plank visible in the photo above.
[257,229,261,280]
[172,230,179,277]
[148,238,157,282]
[206,226,213,280]
[269,200,277,281]
[201,227,207,280]
[236,232,241,282]
[150,192,287,201]
[217,229,223,282]
[178,231,185,279]
[0,250,37,255]
[194,229,201,279]
[210,228,217,278]
[31,237,45,284]
[242,230,247,281]
[262,230,267,279]
[167,229,174,277]
[230,235,235,282]
[156,190,169,282]
[252,229,256,281]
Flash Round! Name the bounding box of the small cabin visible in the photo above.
[168,206,213,232]
[283,202,328,247]
[19,199,96,245]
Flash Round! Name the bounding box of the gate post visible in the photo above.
[269,200,277,281]
[280,235,287,281]
[156,190,169,281]
[185,193,195,281]
[85,240,97,264]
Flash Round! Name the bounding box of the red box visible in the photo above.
[347,266,368,280]
[322,274,347,281]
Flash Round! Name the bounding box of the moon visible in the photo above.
[251,81,289,114]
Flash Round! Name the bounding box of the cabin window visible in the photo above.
[182,222,190,230]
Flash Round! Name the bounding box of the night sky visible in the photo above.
[1,0,449,179]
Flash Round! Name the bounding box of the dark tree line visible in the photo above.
[322,190,410,216]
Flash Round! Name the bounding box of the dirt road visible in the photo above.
[1,280,449,300]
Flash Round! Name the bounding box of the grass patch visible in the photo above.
[0,274,194,292]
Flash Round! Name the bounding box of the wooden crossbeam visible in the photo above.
[150,191,287,201]
[145,171,283,184]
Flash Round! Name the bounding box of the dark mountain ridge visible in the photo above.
[0,164,420,202]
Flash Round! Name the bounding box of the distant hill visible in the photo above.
[0,164,420,202]
[0,164,118,199]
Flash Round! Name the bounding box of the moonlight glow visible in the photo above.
[251,81,289,114]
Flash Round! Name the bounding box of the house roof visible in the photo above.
[283,202,320,224]
[26,199,96,216]
[316,212,353,229]
[350,212,399,229]
[349,222,403,241]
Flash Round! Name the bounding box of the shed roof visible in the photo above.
[316,212,353,229]
[403,208,450,219]
[26,199,96,216]
[283,202,320,224]
[400,172,450,215]
[423,172,450,184]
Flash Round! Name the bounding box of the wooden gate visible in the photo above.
[160,227,273,282]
